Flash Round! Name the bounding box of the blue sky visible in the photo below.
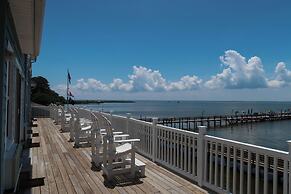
[33,0,291,100]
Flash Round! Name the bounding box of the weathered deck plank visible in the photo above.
[19,118,208,194]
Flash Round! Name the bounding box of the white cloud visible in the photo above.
[129,66,168,92]
[167,75,202,91]
[268,62,291,88]
[110,78,133,92]
[205,50,268,89]
[53,50,290,99]
[76,78,110,91]
[56,66,202,95]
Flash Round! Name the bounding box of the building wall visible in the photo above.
[0,1,8,193]
[0,2,32,193]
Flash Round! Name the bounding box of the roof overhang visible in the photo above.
[9,0,45,59]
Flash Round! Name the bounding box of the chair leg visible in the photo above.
[130,151,136,178]
[140,167,145,177]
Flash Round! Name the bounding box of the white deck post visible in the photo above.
[152,118,158,162]
[109,111,113,126]
[288,140,291,194]
[69,115,74,142]
[126,113,131,134]
[61,108,65,131]
[197,126,207,187]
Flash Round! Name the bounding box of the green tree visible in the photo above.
[31,76,66,105]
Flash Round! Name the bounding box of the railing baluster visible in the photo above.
[283,159,288,194]
[288,141,291,194]
[166,130,169,163]
[174,132,176,167]
[209,142,213,184]
[226,146,230,192]
[170,131,173,165]
[150,125,152,158]
[204,141,208,182]
[194,136,197,176]
[233,147,237,194]
[157,127,160,160]
[147,126,150,154]
[214,142,218,186]
[161,129,164,161]
[146,126,148,154]
[188,136,191,173]
[180,134,183,169]
[220,144,224,189]
[240,149,244,194]
[177,133,180,168]
[273,157,277,194]
[247,151,251,194]
[263,154,268,194]
[255,153,259,194]
[184,134,187,171]
[167,130,170,164]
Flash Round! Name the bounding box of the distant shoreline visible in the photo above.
[74,100,135,104]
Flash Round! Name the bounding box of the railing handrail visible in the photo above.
[130,117,153,127]
[205,135,288,158]
[157,123,199,136]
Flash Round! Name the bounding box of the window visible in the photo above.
[5,59,14,150]
[14,70,21,143]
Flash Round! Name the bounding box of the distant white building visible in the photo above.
[0,0,45,193]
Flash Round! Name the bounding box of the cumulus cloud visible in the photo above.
[205,50,268,89]
[110,78,133,92]
[54,50,290,97]
[76,78,110,91]
[167,75,202,91]
[57,66,202,95]
[129,66,168,91]
[268,62,291,88]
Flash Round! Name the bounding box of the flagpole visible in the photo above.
[67,69,69,109]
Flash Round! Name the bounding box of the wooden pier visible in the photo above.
[141,112,291,131]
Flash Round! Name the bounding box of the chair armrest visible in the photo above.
[100,131,123,136]
[113,131,123,134]
[81,125,92,131]
[114,134,129,137]
[114,139,140,143]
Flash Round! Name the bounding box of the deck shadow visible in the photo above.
[91,163,102,172]
[25,142,40,148]
[73,143,91,148]
[104,174,144,189]
[19,177,45,189]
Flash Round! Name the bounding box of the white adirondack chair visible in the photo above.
[50,104,58,123]
[68,107,90,142]
[68,107,77,141]
[60,106,72,132]
[54,105,62,125]
[49,103,54,119]
[100,114,145,181]
[74,108,93,147]
[91,112,129,167]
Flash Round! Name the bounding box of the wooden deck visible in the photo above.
[18,118,208,194]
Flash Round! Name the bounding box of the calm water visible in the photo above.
[84,101,291,151]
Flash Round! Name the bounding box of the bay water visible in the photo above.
[84,101,291,151]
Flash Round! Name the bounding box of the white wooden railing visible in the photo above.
[103,112,291,194]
